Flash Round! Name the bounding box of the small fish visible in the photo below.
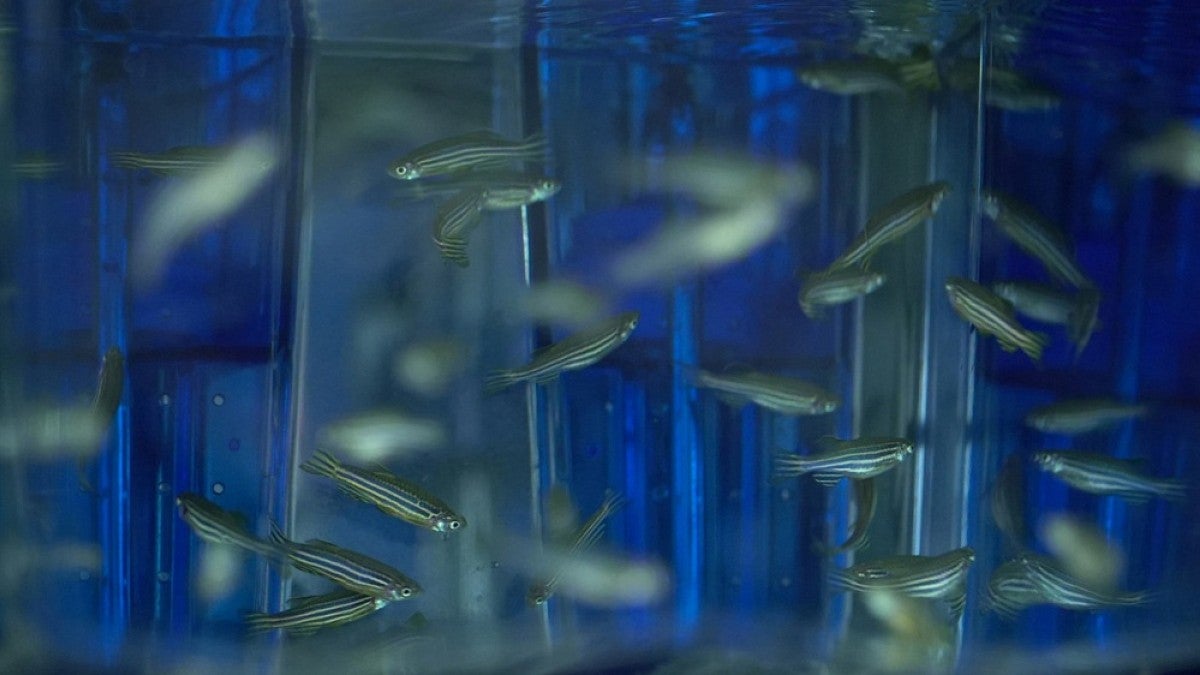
[316,411,446,462]
[78,346,125,493]
[798,266,886,318]
[517,280,612,329]
[945,276,1049,361]
[1032,451,1186,503]
[13,153,64,180]
[774,436,913,486]
[268,522,420,601]
[1125,122,1200,186]
[388,131,546,181]
[528,490,625,606]
[112,144,239,176]
[689,368,840,416]
[829,547,975,617]
[245,589,388,636]
[175,493,281,557]
[829,182,951,270]
[1039,514,1125,592]
[816,477,876,555]
[797,54,938,95]
[300,451,466,533]
[1024,398,1149,435]
[986,559,1046,619]
[431,189,485,267]
[982,190,1094,290]
[485,311,639,393]
[992,281,1100,358]
[477,173,561,210]
[989,454,1027,552]
[392,340,468,396]
[1016,553,1147,611]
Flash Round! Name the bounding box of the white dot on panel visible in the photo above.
[212,482,225,495]
[212,394,225,406]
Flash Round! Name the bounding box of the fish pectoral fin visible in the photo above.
[812,473,843,486]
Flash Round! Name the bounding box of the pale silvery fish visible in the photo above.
[992,281,1100,358]
[689,368,840,416]
[1125,122,1200,186]
[829,182,951,270]
[485,311,639,393]
[528,490,625,606]
[245,589,388,635]
[402,172,560,206]
[1024,398,1148,434]
[1032,451,1186,503]
[316,411,446,462]
[431,189,485,268]
[774,436,913,485]
[175,493,281,558]
[989,454,1027,553]
[815,477,876,555]
[829,547,975,617]
[268,522,420,602]
[982,190,1094,289]
[1039,514,1125,592]
[798,266,886,318]
[945,276,1048,361]
[797,52,938,95]
[79,346,125,493]
[301,451,466,533]
[388,131,546,181]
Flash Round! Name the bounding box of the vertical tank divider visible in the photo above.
[670,284,701,633]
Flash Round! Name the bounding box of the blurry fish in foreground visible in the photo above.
[774,436,913,485]
[987,554,1147,618]
[388,131,546,181]
[982,190,1095,290]
[828,182,951,271]
[816,477,876,555]
[78,346,125,492]
[829,547,975,618]
[196,543,242,602]
[546,484,581,544]
[0,542,101,593]
[1032,451,1186,503]
[1125,122,1200,186]
[688,367,841,416]
[992,281,1100,358]
[945,276,1049,361]
[1024,398,1149,435]
[516,280,612,329]
[989,454,1027,552]
[269,522,421,601]
[316,411,446,463]
[485,311,639,393]
[431,189,485,267]
[796,51,939,95]
[246,589,388,636]
[1039,513,1125,592]
[301,451,466,533]
[130,133,278,288]
[112,144,238,176]
[0,405,104,460]
[175,493,281,557]
[945,61,1061,111]
[861,591,954,671]
[798,266,886,318]
[392,340,468,396]
[610,153,811,287]
[528,490,623,605]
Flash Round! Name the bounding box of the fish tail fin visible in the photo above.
[896,57,940,91]
[1023,331,1050,361]
[484,369,520,394]
[267,520,289,547]
[521,131,548,157]
[433,235,470,267]
[598,489,627,518]
[826,568,853,592]
[771,452,809,483]
[1157,479,1188,503]
[300,450,340,479]
[110,151,142,170]
[1067,289,1101,359]
[243,611,275,634]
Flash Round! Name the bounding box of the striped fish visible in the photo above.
[688,368,840,416]
[269,522,420,601]
[111,145,234,176]
[992,281,1100,358]
[798,266,886,318]
[485,311,639,393]
[388,131,546,181]
[829,547,975,618]
[431,189,485,267]
[300,451,466,533]
[175,493,281,557]
[1024,398,1148,435]
[797,52,938,95]
[945,276,1049,361]
[78,346,125,493]
[1032,451,1186,503]
[528,490,625,605]
[829,182,951,270]
[815,477,876,555]
[773,436,913,485]
[13,153,64,180]
[1017,553,1147,610]
[982,190,1094,289]
[245,589,388,635]
[986,559,1044,619]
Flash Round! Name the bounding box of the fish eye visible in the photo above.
[449,520,461,530]
[401,587,413,597]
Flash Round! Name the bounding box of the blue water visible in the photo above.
[4,1,1200,672]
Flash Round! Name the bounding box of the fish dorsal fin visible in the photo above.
[813,473,842,486]
[815,435,842,453]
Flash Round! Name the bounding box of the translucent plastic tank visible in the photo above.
[3,1,1199,673]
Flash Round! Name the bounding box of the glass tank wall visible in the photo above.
[2,1,1199,673]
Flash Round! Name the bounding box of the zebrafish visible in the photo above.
[388,131,546,181]
[1032,451,1186,503]
[1039,514,1125,592]
[774,436,913,485]
[986,559,1045,619]
[982,190,1094,289]
[78,346,125,493]
[112,144,240,176]
[175,493,281,557]
[485,311,639,393]
[945,276,1049,361]
[829,182,951,270]
[269,522,420,601]
[689,368,840,416]
[1016,553,1147,611]
[992,281,1100,358]
[245,589,388,636]
[300,451,466,533]
[797,53,938,95]
[1024,398,1149,435]
[816,477,876,555]
[528,490,625,606]
[798,266,886,318]
[829,547,975,618]
[477,173,560,209]
[13,153,63,180]
[989,454,1027,553]
[431,189,485,267]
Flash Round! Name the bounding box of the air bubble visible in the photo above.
[212,482,225,495]
[159,394,170,406]
[212,394,225,406]
[781,576,792,588]
[79,571,91,581]
[157,482,170,493]
[780,488,791,501]
[157,572,170,582]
